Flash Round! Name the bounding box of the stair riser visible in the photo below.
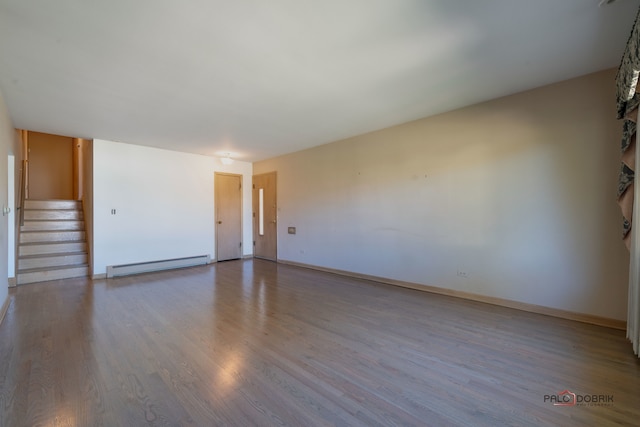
[24,211,83,221]
[19,254,88,270]
[24,200,81,210]
[20,231,85,244]
[21,221,85,232]
[19,243,87,257]
[17,266,90,285]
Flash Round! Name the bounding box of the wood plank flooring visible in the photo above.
[0,259,638,426]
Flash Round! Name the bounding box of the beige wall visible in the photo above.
[28,131,73,199]
[255,68,629,321]
[81,139,94,275]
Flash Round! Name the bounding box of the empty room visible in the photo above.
[1,1,640,426]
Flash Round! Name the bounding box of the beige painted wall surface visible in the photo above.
[28,131,73,200]
[255,68,629,321]
[81,139,94,275]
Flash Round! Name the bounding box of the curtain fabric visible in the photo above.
[629,114,640,356]
[617,96,639,249]
[616,7,640,357]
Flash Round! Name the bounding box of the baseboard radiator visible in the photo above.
[106,255,211,278]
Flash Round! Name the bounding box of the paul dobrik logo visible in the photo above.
[544,390,614,407]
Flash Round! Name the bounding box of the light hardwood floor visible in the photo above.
[0,259,638,426]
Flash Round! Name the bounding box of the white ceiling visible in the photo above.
[0,0,638,162]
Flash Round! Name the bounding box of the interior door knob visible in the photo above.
[218,221,222,224]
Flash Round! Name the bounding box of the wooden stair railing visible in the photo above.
[18,159,27,227]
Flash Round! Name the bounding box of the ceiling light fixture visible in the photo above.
[220,153,234,165]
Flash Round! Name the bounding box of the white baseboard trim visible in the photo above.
[106,255,211,278]
[92,273,107,280]
[0,295,9,326]
[278,259,627,331]
[210,256,254,262]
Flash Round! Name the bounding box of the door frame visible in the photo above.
[214,172,243,262]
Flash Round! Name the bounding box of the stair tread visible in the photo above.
[21,224,84,227]
[20,230,84,234]
[24,199,80,204]
[24,210,81,212]
[21,220,85,231]
[20,230,85,234]
[20,227,84,234]
[23,220,84,223]
[18,264,89,274]
[24,218,84,224]
[23,216,83,220]
[19,240,86,246]
[19,251,88,260]
[24,208,82,212]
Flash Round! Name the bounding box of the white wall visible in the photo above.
[7,155,14,279]
[255,69,629,321]
[0,91,17,311]
[93,139,252,275]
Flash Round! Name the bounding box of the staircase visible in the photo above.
[17,200,89,285]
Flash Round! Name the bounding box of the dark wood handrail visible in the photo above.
[18,159,27,227]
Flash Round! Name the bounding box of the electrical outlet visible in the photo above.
[457,270,468,278]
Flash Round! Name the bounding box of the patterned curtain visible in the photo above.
[617,95,639,249]
[616,6,640,357]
